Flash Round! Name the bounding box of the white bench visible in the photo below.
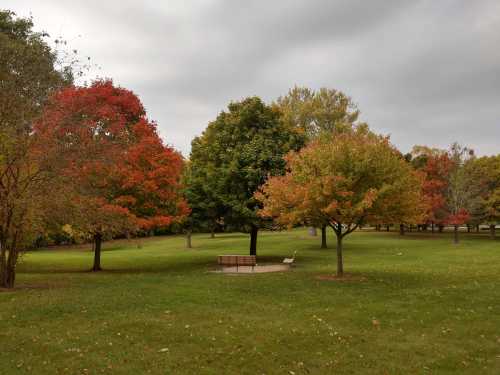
[283,251,297,266]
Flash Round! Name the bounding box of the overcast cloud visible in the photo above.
[3,0,499,156]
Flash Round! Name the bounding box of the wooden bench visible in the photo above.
[218,255,256,271]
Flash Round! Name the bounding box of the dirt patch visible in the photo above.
[211,264,291,274]
[315,273,367,282]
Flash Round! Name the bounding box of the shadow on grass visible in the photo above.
[19,257,216,275]
[19,253,303,276]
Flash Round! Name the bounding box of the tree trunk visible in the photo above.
[1,264,15,288]
[399,224,405,235]
[186,230,192,248]
[4,265,15,288]
[453,225,459,244]
[249,225,258,256]
[0,256,16,289]
[0,239,18,289]
[476,225,480,233]
[308,227,317,236]
[431,222,435,234]
[336,234,344,277]
[92,233,102,271]
[321,225,327,249]
[386,225,390,232]
[490,224,496,239]
[210,227,215,239]
[467,225,471,233]
[6,246,17,288]
[0,239,6,287]
[438,225,444,233]
[375,224,380,231]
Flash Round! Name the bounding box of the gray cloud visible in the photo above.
[4,0,499,155]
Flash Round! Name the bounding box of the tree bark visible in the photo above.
[490,224,496,239]
[386,225,390,232]
[438,225,444,233]
[320,225,327,249]
[466,225,471,233]
[186,230,192,248]
[92,233,103,271]
[0,238,18,288]
[0,228,21,289]
[249,225,258,256]
[336,234,344,277]
[4,265,15,288]
[476,225,480,233]
[399,224,405,235]
[431,222,435,234]
[375,224,380,231]
[1,264,15,288]
[210,226,215,239]
[453,225,459,244]
[0,239,6,287]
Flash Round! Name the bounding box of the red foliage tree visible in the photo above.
[35,80,188,270]
[421,153,453,232]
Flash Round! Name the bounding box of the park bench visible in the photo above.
[218,255,256,271]
[282,251,297,266]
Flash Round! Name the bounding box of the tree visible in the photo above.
[469,155,500,239]
[181,160,225,247]
[445,143,479,244]
[256,128,425,276]
[35,80,188,270]
[189,97,304,255]
[411,146,452,233]
[276,86,365,247]
[275,86,362,139]
[0,10,70,288]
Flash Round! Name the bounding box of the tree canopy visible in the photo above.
[0,10,70,288]
[188,97,304,254]
[257,127,426,276]
[275,86,363,140]
[469,155,500,238]
[35,80,189,270]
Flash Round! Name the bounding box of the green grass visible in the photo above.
[1,229,499,374]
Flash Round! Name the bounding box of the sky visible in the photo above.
[3,0,500,156]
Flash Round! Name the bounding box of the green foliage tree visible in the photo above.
[181,160,225,248]
[471,155,500,238]
[189,97,304,255]
[0,10,70,288]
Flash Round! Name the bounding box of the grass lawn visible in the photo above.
[1,229,499,374]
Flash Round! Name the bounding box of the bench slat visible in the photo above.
[218,255,256,266]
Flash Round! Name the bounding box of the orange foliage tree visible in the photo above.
[35,80,188,270]
[256,129,425,276]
